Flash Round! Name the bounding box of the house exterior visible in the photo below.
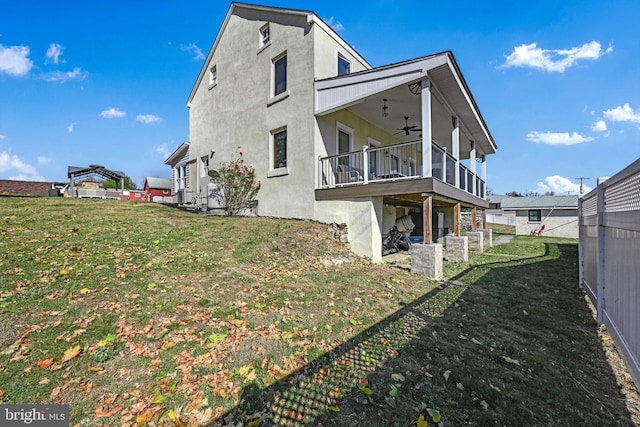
[172,2,497,261]
[501,196,579,238]
[143,177,173,203]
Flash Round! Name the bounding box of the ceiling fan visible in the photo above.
[394,116,422,136]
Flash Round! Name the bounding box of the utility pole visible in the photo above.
[575,177,590,195]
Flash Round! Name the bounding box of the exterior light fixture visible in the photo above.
[382,99,389,117]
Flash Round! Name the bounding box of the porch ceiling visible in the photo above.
[314,52,496,156]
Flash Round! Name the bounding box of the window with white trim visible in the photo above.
[367,137,381,178]
[209,65,217,87]
[270,128,287,171]
[260,24,270,47]
[528,209,542,222]
[337,52,351,76]
[273,53,287,97]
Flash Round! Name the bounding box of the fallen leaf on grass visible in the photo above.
[359,387,373,396]
[417,414,428,427]
[60,345,81,363]
[38,357,55,369]
[391,373,405,382]
[456,382,464,390]
[480,400,489,410]
[38,378,50,385]
[427,408,442,422]
[443,370,451,381]
[168,408,186,427]
[471,338,482,345]
[136,409,153,426]
[208,332,226,343]
[95,404,124,418]
[502,356,520,365]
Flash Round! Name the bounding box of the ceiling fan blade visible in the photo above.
[410,128,422,132]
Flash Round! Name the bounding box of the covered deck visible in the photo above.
[313,51,496,246]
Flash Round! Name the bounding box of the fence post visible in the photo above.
[596,183,605,325]
[578,197,584,289]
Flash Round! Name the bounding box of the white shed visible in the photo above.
[500,196,579,238]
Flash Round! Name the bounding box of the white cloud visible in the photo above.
[603,103,640,123]
[67,123,76,133]
[155,144,170,159]
[136,114,162,124]
[45,43,64,64]
[0,134,5,140]
[37,156,51,164]
[0,151,44,181]
[100,107,126,119]
[181,43,205,60]
[46,67,88,82]
[503,41,612,72]
[0,44,34,76]
[526,131,594,145]
[590,120,607,132]
[534,175,591,195]
[326,17,345,32]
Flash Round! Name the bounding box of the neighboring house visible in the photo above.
[501,196,579,238]
[0,180,66,197]
[144,177,173,203]
[172,2,498,261]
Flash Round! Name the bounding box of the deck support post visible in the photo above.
[471,206,477,232]
[454,203,461,236]
[422,194,433,244]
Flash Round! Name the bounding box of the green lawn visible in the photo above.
[0,198,636,426]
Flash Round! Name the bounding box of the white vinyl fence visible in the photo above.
[485,213,516,226]
[579,157,640,390]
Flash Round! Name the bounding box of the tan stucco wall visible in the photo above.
[514,209,578,238]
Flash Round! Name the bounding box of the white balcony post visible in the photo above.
[470,140,476,196]
[481,154,487,198]
[442,147,447,183]
[362,145,369,184]
[452,116,460,188]
[421,80,432,178]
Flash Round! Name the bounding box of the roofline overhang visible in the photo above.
[164,141,191,165]
[186,2,371,108]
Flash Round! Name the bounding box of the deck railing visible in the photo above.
[319,139,486,198]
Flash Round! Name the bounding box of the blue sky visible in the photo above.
[1,0,639,195]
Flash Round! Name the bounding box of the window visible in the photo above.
[209,65,217,87]
[337,53,351,76]
[273,54,287,96]
[528,209,541,222]
[260,24,270,47]
[271,128,287,170]
[163,189,170,195]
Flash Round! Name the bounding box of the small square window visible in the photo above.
[273,54,287,96]
[528,209,541,222]
[272,129,287,170]
[337,53,351,76]
[260,24,270,47]
[209,65,217,87]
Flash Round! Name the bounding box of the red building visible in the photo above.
[143,177,173,203]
